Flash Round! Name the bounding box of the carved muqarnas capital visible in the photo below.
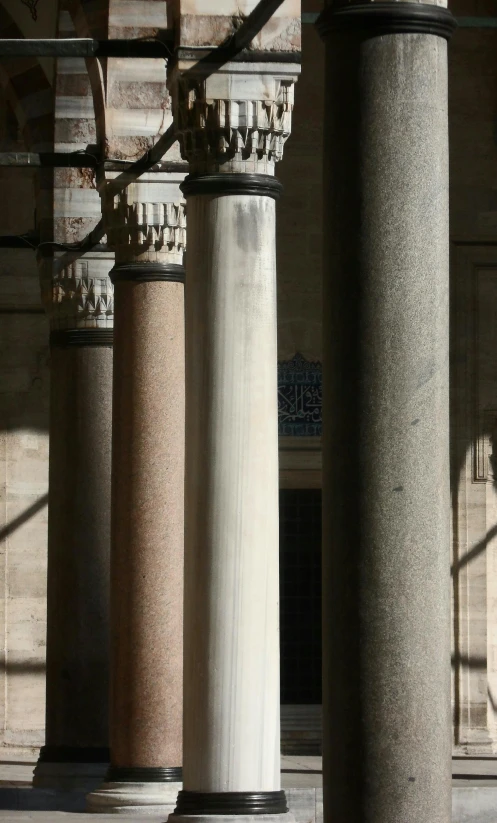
[106,195,186,262]
[102,174,187,264]
[171,63,300,174]
[40,257,114,330]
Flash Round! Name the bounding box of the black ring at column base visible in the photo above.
[38,745,110,763]
[180,173,283,200]
[317,2,457,40]
[174,790,289,816]
[110,262,185,284]
[50,329,114,347]
[105,765,182,783]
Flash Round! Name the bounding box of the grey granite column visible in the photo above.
[33,252,114,790]
[86,172,186,815]
[167,56,299,823]
[317,2,456,822]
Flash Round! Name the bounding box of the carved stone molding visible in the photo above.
[168,62,300,174]
[101,173,186,265]
[39,254,115,330]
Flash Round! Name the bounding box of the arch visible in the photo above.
[0,2,53,151]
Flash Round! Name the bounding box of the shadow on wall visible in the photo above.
[1,660,45,675]
[451,524,497,579]
[451,430,497,746]
[0,492,48,545]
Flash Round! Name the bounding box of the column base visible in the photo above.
[168,813,296,823]
[32,747,109,791]
[87,781,181,815]
[168,792,295,823]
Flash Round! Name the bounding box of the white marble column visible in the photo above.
[167,53,299,823]
[87,172,186,815]
[317,2,456,822]
[33,252,114,790]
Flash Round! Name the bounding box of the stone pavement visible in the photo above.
[0,758,496,822]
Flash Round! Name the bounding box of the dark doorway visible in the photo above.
[279,488,322,704]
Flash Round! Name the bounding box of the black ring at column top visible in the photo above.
[174,790,289,816]
[50,329,113,348]
[317,3,457,40]
[105,765,182,783]
[180,173,283,200]
[110,262,185,284]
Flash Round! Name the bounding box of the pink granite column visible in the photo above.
[87,172,186,815]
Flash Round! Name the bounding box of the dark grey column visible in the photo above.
[317,3,456,822]
[33,254,113,790]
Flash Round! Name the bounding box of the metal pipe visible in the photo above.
[0,37,174,58]
[0,236,116,251]
[0,234,39,248]
[0,152,188,171]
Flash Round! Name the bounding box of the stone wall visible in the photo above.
[0,91,49,758]
[448,1,497,754]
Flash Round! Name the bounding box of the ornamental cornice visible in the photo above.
[168,61,300,174]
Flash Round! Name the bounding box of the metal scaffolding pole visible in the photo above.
[0,37,174,57]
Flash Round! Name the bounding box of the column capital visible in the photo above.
[317,1,456,39]
[39,252,115,332]
[168,61,300,175]
[100,173,186,266]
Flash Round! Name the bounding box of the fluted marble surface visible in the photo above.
[182,193,281,792]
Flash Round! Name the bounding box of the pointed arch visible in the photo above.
[0,2,53,150]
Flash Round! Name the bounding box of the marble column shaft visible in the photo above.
[34,253,114,790]
[318,3,456,822]
[182,188,281,794]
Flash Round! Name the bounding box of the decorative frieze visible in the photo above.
[40,254,115,330]
[169,63,300,174]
